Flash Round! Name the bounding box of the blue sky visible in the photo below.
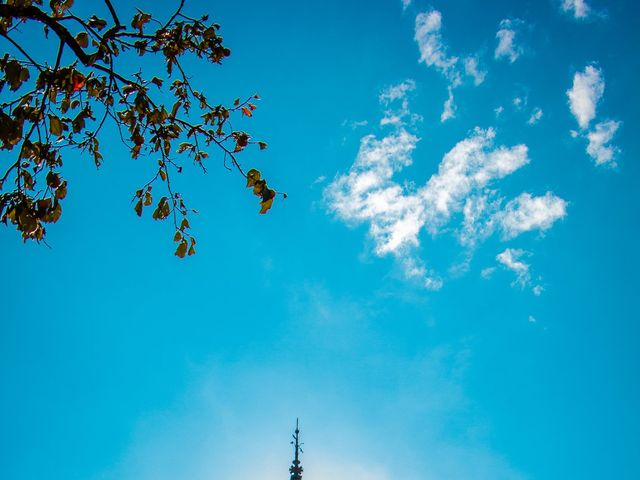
[1,0,640,479]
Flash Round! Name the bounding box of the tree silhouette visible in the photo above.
[0,0,281,256]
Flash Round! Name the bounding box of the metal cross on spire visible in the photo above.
[289,419,303,480]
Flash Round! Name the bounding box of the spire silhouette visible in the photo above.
[289,419,303,480]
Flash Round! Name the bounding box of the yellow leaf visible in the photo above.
[246,169,261,188]
[175,240,188,258]
[259,197,274,214]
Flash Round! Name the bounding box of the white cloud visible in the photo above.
[401,0,412,11]
[343,119,369,130]
[527,107,543,125]
[496,248,531,288]
[494,106,504,117]
[496,249,545,295]
[481,267,496,279]
[464,56,486,86]
[567,66,622,167]
[528,315,537,322]
[312,175,327,186]
[495,192,568,239]
[459,193,500,247]
[586,120,621,166]
[379,79,416,104]
[441,86,456,122]
[494,19,523,63]
[325,127,422,255]
[379,80,421,127]
[414,10,485,121]
[562,0,591,19]
[414,10,460,85]
[326,86,567,289]
[567,65,604,129]
[513,95,527,110]
[421,128,529,233]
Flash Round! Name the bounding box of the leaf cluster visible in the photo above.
[0,0,282,253]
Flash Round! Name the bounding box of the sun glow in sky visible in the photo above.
[2,0,640,479]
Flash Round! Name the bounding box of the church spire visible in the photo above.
[289,419,303,480]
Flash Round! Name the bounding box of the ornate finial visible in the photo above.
[289,419,303,480]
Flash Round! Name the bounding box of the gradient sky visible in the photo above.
[2,0,639,479]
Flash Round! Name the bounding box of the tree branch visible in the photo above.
[0,31,45,72]
[103,0,121,27]
[0,4,94,64]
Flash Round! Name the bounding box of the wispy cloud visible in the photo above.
[561,0,592,19]
[527,107,543,125]
[586,120,621,166]
[495,19,524,63]
[496,248,531,287]
[103,325,525,480]
[342,119,369,130]
[380,79,421,127]
[414,10,484,121]
[325,85,567,289]
[441,86,456,122]
[379,79,416,104]
[414,10,460,84]
[464,56,487,86]
[481,266,496,279]
[495,248,545,295]
[513,95,527,110]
